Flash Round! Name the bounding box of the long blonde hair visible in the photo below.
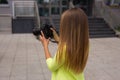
[57,8,89,74]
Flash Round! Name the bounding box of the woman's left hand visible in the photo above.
[39,31,50,48]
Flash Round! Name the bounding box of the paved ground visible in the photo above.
[0,34,120,80]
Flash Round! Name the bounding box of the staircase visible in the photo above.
[88,18,116,38]
[52,17,116,38]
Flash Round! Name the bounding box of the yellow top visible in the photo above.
[46,46,85,80]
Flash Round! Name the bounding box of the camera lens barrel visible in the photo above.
[33,24,53,39]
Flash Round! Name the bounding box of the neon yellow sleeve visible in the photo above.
[46,45,66,72]
[46,55,64,72]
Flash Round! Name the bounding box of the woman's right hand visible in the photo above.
[50,28,59,42]
[39,31,50,48]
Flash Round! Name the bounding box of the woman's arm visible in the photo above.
[43,45,51,59]
[39,31,51,59]
[46,45,66,72]
[51,28,59,42]
[40,31,64,72]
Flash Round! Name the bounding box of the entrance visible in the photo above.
[38,0,68,24]
[73,0,94,16]
[38,0,94,32]
[38,0,94,18]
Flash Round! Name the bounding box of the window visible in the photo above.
[38,0,50,4]
[39,8,49,16]
[62,0,67,5]
[0,0,8,4]
[38,0,43,4]
[51,7,60,15]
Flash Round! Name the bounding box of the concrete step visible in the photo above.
[52,17,116,38]
[89,31,115,35]
[0,27,11,33]
[89,28,113,31]
[90,35,116,38]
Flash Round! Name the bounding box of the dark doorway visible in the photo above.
[73,0,94,16]
[12,17,35,33]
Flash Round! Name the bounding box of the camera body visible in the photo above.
[33,24,53,39]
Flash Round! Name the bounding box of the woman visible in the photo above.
[40,7,89,80]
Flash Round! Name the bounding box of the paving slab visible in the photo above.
[0,34,120,80]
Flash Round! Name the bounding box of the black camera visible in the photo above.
[33,24,53,39]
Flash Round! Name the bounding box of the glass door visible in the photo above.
[38,0,51,24]
[38,0,69,24]
[73,0,94,16]
[61,0,68,14]
[38,0,50,17]
[50,0,60,18]
[50,0,68,18]
[38,0,68,17]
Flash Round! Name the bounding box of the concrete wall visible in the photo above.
[0,0,35,33]
[0,0,11,14]
[4,0,36,16]
[0,15,12,33]
[0,1,11,33]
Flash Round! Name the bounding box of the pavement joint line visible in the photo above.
[9,35,19,80]
[34,40,46,80]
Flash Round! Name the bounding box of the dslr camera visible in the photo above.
[33,24,53,39]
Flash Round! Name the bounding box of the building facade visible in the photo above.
[0,0,120,33]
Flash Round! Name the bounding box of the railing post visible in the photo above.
[12,1,15,19]
[34,1,40,28]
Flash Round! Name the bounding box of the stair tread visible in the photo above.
[52,18,116,38]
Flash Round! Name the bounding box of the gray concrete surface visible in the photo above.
[0,16,12,34]
[0,34,120,80]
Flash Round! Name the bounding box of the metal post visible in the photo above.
[12,1,15,19]
[35,1,41,28]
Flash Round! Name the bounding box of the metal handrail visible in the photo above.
[12,1,41,28]
[12,1,35,18]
